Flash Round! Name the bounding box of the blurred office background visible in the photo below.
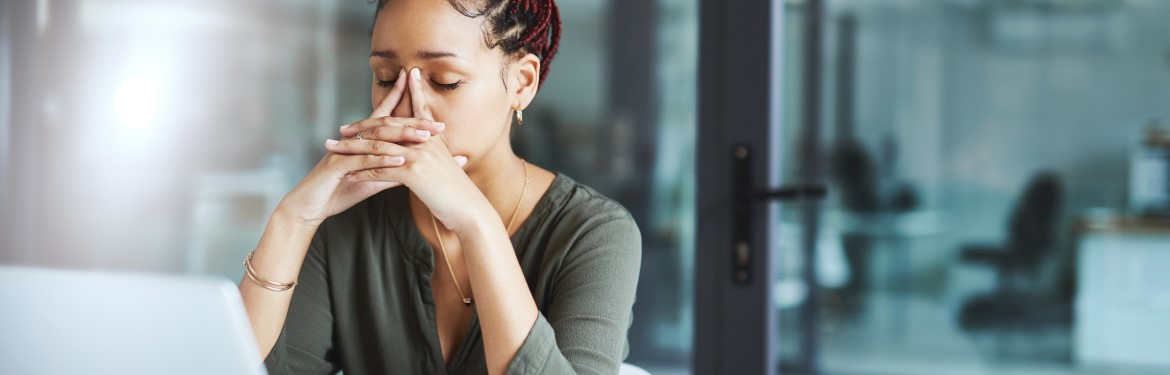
[2,0,1169,374]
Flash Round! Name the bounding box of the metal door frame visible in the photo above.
[694,0,783,373]
[695,0,825,373]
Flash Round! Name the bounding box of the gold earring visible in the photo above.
[515,108,524,126]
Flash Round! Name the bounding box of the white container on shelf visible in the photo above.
[1129,122,1170,216]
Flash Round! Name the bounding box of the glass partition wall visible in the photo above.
[773,1,1170,374]
[0,1,698,372]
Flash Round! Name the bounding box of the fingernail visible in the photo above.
[454,156,468,166]
[390,156,406,165]
[415,129,431,139]
[433,122,446,130]
[340,123,350,130]
[325,139,339,146]
[411,68,421,80]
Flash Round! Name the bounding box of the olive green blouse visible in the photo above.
[263,173,641,375]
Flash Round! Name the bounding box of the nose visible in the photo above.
[391,89,413,118]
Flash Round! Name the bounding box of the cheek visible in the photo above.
[371,83,391,110]
[371,88,383,109]
[429,88,510,151]
[429,101,482,151]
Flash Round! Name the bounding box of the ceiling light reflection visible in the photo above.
[113,76,158,130]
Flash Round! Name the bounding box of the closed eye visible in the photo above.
[376,79,462,91]
[433,80,462,91]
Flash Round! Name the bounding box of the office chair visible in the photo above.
[958,171,1064,331]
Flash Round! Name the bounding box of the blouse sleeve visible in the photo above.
[505,215,643,375]
[262,228,342,375]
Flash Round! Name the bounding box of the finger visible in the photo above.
[346,165,406,184]
[325,138,416,156]
[324,152,407,179]
[346,155,468,183]
[340,116,445,138]
[346,180,403,192]
[408,68,433,120]
[370,68,408,118]
[366,125,435,143]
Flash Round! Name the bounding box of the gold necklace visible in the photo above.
[430,159,530,306]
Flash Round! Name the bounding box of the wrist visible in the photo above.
[248,207,321,281]
[451,200,504,238]
[269,206,321,237]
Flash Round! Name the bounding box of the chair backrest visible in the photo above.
[1007,171,1063,265]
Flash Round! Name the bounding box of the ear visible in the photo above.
[508,53,541,110]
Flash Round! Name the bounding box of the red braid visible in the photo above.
[511,0,561,88]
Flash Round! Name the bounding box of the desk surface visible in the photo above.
[1076,215,1170,235]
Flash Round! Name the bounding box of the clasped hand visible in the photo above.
[278,67,486,233]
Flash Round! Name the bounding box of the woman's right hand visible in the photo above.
[275,68,448,228]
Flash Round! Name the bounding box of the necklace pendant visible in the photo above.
[462,297,473,306]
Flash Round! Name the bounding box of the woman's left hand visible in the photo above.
[326,68,489,233]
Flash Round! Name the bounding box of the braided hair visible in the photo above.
[374,0,562,90]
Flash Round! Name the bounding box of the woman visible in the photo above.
[238,0,641,374]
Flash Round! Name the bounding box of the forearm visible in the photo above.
[239,208,319,359]
[456,206,540,375]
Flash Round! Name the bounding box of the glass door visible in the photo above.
[771,1,1170,374]
[699,0,1170,374]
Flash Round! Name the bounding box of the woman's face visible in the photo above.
[369,0,526,164]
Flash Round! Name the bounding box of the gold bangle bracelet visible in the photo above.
[243,250,297,292]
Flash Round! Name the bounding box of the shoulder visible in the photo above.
[549,175,636,226]
[541,175,641,250]
[532,176,641,301]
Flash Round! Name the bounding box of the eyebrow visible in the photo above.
[369,49,466,61]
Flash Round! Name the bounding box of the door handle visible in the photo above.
[731,144,827,284]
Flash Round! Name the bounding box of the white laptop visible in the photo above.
[0,266,266,375]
